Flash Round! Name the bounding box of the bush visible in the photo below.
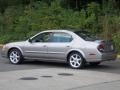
[0,0,120,53]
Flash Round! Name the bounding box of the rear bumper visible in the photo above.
[87,51,117,62]
[101,52,117,61]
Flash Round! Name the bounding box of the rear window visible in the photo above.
[74,31,99,41]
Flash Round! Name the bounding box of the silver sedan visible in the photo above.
[1,30,117,69]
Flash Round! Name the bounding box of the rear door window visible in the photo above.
[51,32,73,43]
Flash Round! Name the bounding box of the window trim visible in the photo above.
[29,31,73,43]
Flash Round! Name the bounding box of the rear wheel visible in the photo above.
[68,52,85,69]
[8,49,23,64]
[89,62,101,66]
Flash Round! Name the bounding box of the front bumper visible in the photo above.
[1,46,8,58]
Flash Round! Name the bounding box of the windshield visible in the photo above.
[74,31,99,41]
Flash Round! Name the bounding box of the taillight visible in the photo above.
[97,44,105,52]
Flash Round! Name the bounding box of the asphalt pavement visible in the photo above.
[1,48,120,90]
[0,48,120,74]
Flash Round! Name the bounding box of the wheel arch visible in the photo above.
[7,47,23,57]
[66,50,86,62]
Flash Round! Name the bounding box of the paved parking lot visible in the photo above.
[0,48,120,90]
[1,48,120,74]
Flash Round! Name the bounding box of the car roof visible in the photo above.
[41,29,87,33]
[41,29,74,33]
[39,30,91,36]
[42,29,70,32]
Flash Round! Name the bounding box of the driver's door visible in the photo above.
[23,32,52,59]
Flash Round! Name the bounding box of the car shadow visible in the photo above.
[22,61,69,68]
[22,61,118,70]
[3,59,120,74]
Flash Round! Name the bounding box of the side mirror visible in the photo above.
[28,38,32,43]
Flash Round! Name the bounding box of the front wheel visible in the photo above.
[8,49,23,64]
[68,52,85,69]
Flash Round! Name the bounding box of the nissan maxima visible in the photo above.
[1,30,117,69]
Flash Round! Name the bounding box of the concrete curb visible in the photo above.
[0,44,3,48]
[0,44,120,58]
[118,55,120,59]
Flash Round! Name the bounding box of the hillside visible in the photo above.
[0,0,120,52]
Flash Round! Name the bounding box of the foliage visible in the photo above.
[0,0,120,53]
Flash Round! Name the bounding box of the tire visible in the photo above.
[68,52,85,69]
[89,62,101,66]
[8,49,23,64]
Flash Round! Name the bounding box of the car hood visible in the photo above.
[5,41,26,47]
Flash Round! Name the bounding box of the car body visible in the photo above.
[1,30,117,69]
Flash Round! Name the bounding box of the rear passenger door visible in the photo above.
[47,32,73,61]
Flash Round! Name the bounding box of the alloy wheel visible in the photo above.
[9,49,23,64]
[68,52,85,69]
